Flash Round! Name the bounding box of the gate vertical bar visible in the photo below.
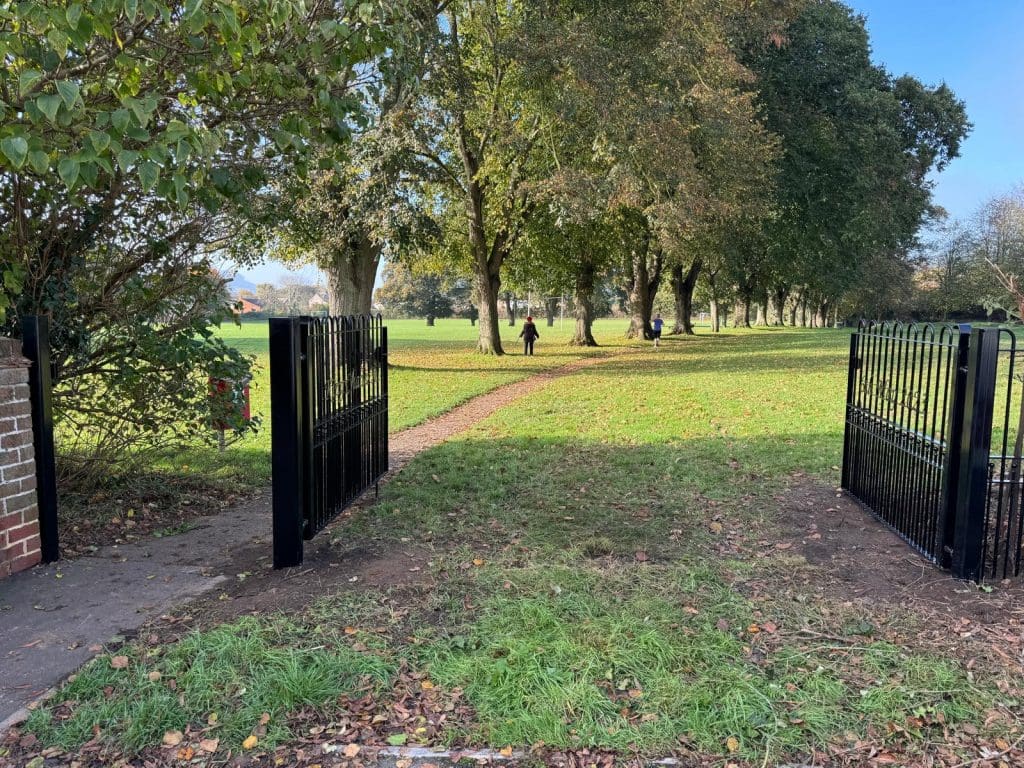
[841,330,859,490]
[951,327,999,580]
[938,325,972,568]
[298,317,315,539]
[270,317,305,568]
[21,316,59,563]
[382,325,389,474]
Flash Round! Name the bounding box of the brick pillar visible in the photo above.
[0,337,41,577]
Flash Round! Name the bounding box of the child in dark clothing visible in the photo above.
[520,316,540,355]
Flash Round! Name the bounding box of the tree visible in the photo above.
[743,0,970,324]
[0,0,401,474]
[411,0,547,354]
[251,1,444,315]
[374,262,454,322]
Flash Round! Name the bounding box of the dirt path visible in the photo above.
[0,351,625,729]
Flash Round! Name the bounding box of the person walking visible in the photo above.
[652,313,664,348]
[520,316,540,356]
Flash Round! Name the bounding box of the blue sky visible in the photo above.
[852,0,1024,222]
[242,1,1024,285]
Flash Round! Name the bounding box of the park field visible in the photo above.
[159,317,626,488]
[28,324,1024,767]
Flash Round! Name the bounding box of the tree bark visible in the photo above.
[545,296,558,327]
[772,286,789,326]
[570,259,599,346]
[426,315,435,326]
[326,233,381,316]
[670,259,702,335]
[625,239,663,339]
[474,269,503,354]
[504,292,517,326]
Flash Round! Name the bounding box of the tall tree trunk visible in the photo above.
[772,286,789,326]
[504,292,517,326]
[755,299,767,327]
[545,296,558,327]
[799,296,808,327]
[426,315,435,326]
[625,238,663,340]
[474,268,503,354]
[326,234,381,316]
[789,288,802,326]
[707,270,722,333]
[571,259,599,346]
[670,259,702,335]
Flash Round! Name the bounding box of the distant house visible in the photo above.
[237,297,264,315]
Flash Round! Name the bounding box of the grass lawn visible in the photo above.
[24,326,1023,767]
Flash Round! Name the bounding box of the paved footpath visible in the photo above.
[0,352,620,729]
[0,493,276,726]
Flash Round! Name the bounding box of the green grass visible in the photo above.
[25,617,393,753]
[28,325,1016,764]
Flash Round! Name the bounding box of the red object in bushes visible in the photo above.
[209,377,251,430]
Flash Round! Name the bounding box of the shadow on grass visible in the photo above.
[343,433,841,560]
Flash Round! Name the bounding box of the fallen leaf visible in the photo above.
[387,734,408,746]
[259,712,271,725]
[199,738,219,753]
[344,626,358,635]
[500,746,514,757]
[762,621,778,633]
[726,736,740,753]
[162,731,183,747]
[147,671,161,682]
[472,558,484,567]
[421,680,435,690]
[242,735,258,750]
[635,550,648,562]
[709,522,724,534]
[110,655,129,669]
[343,744,360,758]
[747,624,761,634]
[177,746,194,760]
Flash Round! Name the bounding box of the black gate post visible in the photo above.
[270,317,306,568]
[841,330,859,490]
[950,327,999,580]
[939,325,972,568]
[21,316,59,563]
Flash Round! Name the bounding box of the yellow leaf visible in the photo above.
[747,624,760,634]
[472,558,484,567]
[343,744,360,758]
[177,746,194,760]
[421,680,435,690]
[499,746,514,757]
[726,736,740,753]
[242,735,258,750]
[344,626,358,635]
[207,712,218,724]
[162,731,183,747]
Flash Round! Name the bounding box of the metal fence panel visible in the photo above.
[842,322,964,563]
[270,314,388,568]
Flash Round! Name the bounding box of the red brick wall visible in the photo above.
[0,338,41,578]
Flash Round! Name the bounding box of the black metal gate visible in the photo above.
[842,321,1022,582]
[21,315,59,563]
[269,315,388,568]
